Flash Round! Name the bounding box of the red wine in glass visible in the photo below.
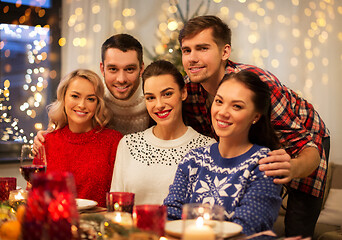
[20,144,47,185]
[20,165,47,183]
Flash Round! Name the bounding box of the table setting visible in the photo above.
[66,192,249,240]
[0,144,288,240]
[0,180,290,240]
[0,170,281,240]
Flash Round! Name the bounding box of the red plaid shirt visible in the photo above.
[183,60,330,198]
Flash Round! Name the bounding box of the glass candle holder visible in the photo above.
[106,192,135,213]
[8,189,28,209]
[0,177,16,202]
[101,212,133,239]
[21,171,80,240]
[133,204,167,237]
[182,203,224,240]
[104,212,133,227]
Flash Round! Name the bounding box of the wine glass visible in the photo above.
[20,144,47,185]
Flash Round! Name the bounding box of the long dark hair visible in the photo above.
[219,70,280,150]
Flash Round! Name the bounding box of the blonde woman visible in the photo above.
[40,69,122,207]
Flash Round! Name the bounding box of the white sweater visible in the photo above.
[104,81,150,135]
[111,126,216,205]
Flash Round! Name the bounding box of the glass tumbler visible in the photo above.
[0,177,16,202]
[182,203,224,240]
[106,192,135,213]
[133,204,167,237]
[21,171,80,240]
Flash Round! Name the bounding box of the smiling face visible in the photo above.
[144,74,187,128]
[181,28,230,88]
[100,48,144,100]
[64,77,98,133]
[211,79,261,143]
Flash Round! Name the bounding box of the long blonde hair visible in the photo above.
[47,69,110,130]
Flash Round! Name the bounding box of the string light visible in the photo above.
[1,0,340,142]
[0,22,50,141]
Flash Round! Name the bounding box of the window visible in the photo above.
[1,0,51,8]
[1,0,61,144]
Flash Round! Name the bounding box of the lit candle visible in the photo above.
[183,217,216,240]
[105,212,133,227]
[8,189,28,208]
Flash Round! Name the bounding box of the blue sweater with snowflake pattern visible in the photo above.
[163,143,282,235]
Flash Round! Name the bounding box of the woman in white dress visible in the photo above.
[110,60,216,205]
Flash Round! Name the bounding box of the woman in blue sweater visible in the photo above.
[164,70,282,235]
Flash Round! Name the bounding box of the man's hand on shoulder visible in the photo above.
[258,149,292,184]
[258,146,321,184]
[32,129,49,154]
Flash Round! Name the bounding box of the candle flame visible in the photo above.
[14,191,24,200]
[114,213,122,223]
[196,216,204,227]
[203,212,210,220]
[114,202,120,211]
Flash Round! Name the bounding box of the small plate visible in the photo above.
[165,219,242,238]
[76,198,98,210]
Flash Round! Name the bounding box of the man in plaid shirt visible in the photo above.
[180,15,330,238]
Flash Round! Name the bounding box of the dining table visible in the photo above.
[78,207,282,240]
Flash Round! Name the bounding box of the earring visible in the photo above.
[252,120,256,124]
